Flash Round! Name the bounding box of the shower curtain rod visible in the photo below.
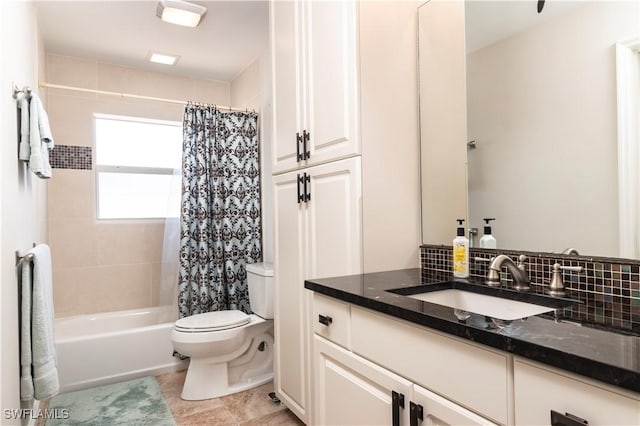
[38,82,256,113]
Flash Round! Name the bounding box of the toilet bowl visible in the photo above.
[171,263,274,400]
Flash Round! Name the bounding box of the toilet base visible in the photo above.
[179,329,274,401]
[181,359,273,400]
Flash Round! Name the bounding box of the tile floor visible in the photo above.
[157,370,303,426]
[37,371,303,426]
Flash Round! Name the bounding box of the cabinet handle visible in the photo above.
[304,173,311,202]
[410,401,423,426]
[392,391,405,426]
[297,174,305,203]
[318,314,333,326]
[303,130,310,160]
[296,132,304,161]
[550,410,589,426]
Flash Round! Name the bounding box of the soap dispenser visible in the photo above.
[453,219,469,278]
[479,218,497,249]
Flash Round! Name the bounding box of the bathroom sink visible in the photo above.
[387,281,577,321]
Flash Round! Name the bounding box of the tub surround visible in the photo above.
[305,268,640,393]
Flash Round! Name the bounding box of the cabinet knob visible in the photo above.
[318,314,333,326]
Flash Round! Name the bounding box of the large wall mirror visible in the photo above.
[419,0,640,259]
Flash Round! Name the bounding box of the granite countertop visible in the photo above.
[305,268,640,394]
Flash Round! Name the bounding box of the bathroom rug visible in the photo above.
[46,376,175,426]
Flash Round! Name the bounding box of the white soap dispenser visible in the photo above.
[453,219,469,278]
[479,217,497,249]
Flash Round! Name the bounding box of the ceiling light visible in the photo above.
[149,52,179,66]
[156,0,207,28]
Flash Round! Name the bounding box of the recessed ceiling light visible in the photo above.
[149,52,180,66]
[156,0,207,28]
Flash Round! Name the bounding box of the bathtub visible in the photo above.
[55,307,188,393]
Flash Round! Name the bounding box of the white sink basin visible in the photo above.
[407,289,555,320]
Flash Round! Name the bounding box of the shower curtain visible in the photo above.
[177,105,262,318]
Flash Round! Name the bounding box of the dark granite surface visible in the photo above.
[305,268,640,393]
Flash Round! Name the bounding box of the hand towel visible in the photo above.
[16,92,31,161]
[28,94,54,179]
[19,244,59,401]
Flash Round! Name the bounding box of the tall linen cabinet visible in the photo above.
[270,1,421,423]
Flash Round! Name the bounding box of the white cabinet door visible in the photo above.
[304,0,359,168]
[273,157,362,424]
[273,170,308,422]
[411,384,498,426]
[314,335,413,426]
[306,157,362,279]
[270,0,305,174]
[271,0,360,175]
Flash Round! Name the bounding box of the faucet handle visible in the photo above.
[547,263,583,297]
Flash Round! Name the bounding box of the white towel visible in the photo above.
[28,94,54,179]
[16,92,31,161]
[19,244,59,401]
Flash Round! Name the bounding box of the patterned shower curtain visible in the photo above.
[178,105,262,318]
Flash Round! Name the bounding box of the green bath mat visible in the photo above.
[46,376,176,426]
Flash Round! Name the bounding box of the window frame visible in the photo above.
[94,113,182,221]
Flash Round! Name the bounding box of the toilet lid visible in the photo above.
[175,310,250,332]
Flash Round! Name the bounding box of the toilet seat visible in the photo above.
[175,310,250,333]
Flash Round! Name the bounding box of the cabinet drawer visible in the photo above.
[351,306,510,425]
[313,293,351,349]
[514,358,640,426]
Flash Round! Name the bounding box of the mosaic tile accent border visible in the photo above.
[49,145,92,170]
[421,244,640,335]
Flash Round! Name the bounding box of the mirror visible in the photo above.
[419,0,640,259]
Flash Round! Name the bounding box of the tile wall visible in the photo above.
[421,244,640,335]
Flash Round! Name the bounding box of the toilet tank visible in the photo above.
[246,262,274,319]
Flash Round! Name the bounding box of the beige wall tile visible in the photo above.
[96,222,165,265]
[49,218,98,268]
[48,169,95,220]
[97,62,195,100]
[46,54,97,89]
[194,79,231,105]
[47,93,97,147]
[151,261,179,308]
[94,96,184,122]
[230,59,261,110]
[53,264,152,317]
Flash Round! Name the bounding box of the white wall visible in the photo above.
[0,1,48,422]
[466,1,639,256]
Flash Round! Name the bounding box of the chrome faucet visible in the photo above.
[486,254,530,290]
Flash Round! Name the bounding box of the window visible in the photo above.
[95,114,182,219]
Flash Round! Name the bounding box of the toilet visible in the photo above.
[171,263,274,400]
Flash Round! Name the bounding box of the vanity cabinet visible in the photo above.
[273,157,362,423]
[514,358,640,426]
[312,294,499,426]
[270,0,359,174]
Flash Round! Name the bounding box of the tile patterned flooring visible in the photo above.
[157,370,303,426]
[37,371,303,426]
